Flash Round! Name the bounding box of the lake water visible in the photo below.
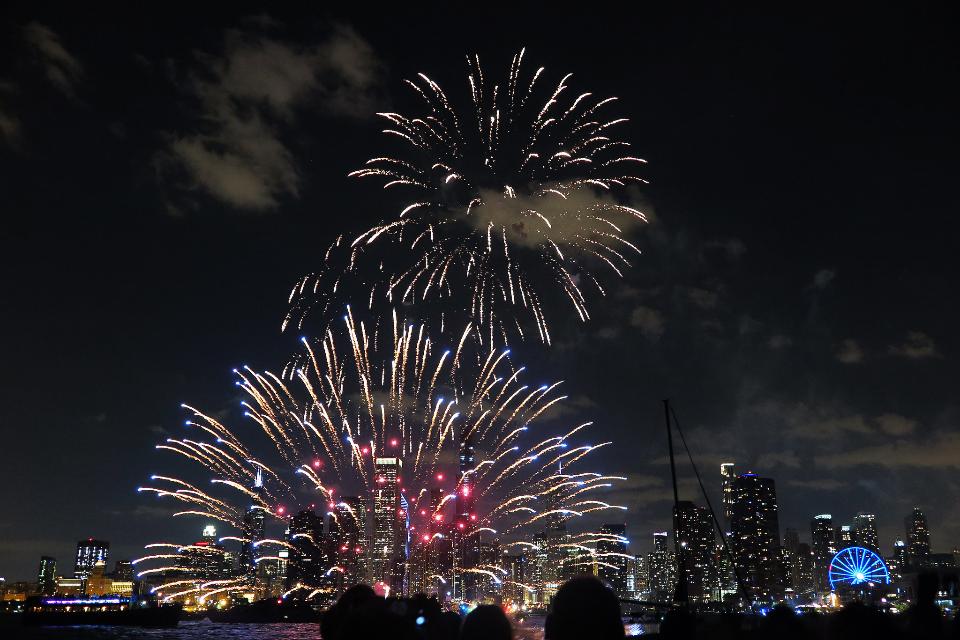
[1,616,648,638]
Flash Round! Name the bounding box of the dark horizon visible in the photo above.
[1,4,958,583]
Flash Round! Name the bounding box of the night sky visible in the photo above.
[2,5,958,581]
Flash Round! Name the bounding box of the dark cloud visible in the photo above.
[815,430,960,469]
[23,22,83,99]
[629,305,665,340]
[888,330,940,359]
[158,22,383,212]
[767,334,793,349]
[0,82,20,145]
[836,338,864,364]
[811,268,836,289]
[787,478,845,491]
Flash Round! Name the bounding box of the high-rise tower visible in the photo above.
[810,514,835,591]
[853,512,880,553]
[371,456,402,591]
[730,473,783,602]
[674,501,717,603]
[74,539,110,580]
[597,523,629,598]
[720,463,736,522]
[905,507,930,568]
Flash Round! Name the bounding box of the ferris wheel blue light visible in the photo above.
[828,546,890,590]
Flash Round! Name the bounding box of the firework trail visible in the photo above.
[286,49,648,346]
[136,310,625,602]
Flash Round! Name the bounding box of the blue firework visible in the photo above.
[828,546,890,590]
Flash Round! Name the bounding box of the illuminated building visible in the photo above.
[626,554,648,600]
[37,557,57,596]
[239,469,267,577]
[597,523,629,597]
[255,555,287,599]
[888,539,908,582]
[835,525,853,547]
[371,456,403,591]
[720,463,736,522]
[475,540,502,601]
[54,577,84,596]
[286,509,325,590]
[853,512,880,553]
[811,514,836,591]
[330,497,368,587]
[111,560,133,581]
[455,441,481,601]
[407,535,431,596]
[179,525,232,581]
[714,542,738,600]
[905,507,930,568]
[647,531,677,602]
[729,472,783,602]
[673,502,717,603]
[502,553,528,604]
[74,539,109,580]
[784,543,815,597]
[530,521,571,604]
[0,581,31,602]
[85,561,113,596]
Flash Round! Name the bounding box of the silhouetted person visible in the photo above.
[341,600,412,640]
[759,604,805,640]
[461,604,512,640]
[544,576,624,640]
[320,584,377,640]
[659,606,696,639]
[829,601,889,639]
[906,572,943,639]
[431,610,463,640]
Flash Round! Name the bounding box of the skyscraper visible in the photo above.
[371,456,403,591]
[853,512,879,552]
[503,553,528,604]
[180,525,232,582]
[74,539,109,580]
[889,539,908,581]
[286,509,325,590]
[455,441,482,600]
[597,523,629,597]
[647,531,677,602]
[626,553,649,600]
[835,525,853,548]
[239,468,267,578]
[111,560,134,581]
[905,507,930,568]
[720,463,736,522]
[810,514,835,591]
[674,501,717,603]
[330,496,368,587]
[37,556,56,595]
[729,473,783,602]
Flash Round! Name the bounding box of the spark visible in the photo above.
[287,50,648,346]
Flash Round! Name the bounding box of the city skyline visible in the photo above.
[3,460,955,585]
[2,4,958,587]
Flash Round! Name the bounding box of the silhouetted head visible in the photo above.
[341,600,412,640]
[544,576,624,640]
[430,610,462,640]
[320,584,378,640]
[461,604,512,640]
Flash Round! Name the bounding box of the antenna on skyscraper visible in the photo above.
[667,402,747,606]
[663,399,689,609]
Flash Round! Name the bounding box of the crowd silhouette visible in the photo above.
[319,574,959,639]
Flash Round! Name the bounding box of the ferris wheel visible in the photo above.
[828,546,891,590]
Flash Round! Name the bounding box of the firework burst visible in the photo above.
[286,49,648,345]
[136,310,625,603]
